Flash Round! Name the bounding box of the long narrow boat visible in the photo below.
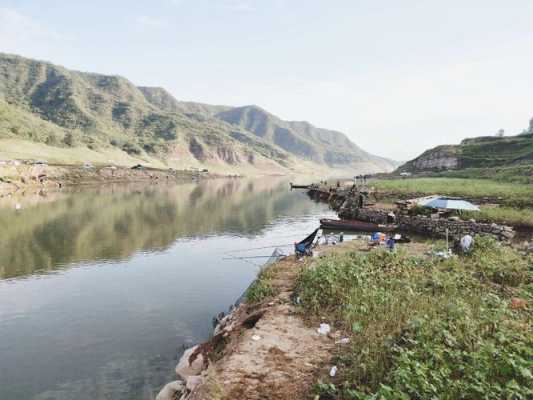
[320,218,397,232]
[290,183,310,190]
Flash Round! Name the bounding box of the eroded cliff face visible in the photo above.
[399,146,458,172]
[410,151,458,170]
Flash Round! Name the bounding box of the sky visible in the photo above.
[1,0,533,160]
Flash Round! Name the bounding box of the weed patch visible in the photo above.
[297,238,532,399]
[246,269,277,303]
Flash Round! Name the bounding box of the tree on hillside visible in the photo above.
[63,132,77,147]
[495,129,505,137]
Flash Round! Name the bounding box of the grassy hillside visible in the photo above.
[0,53,395,174]
[398,131,533,175]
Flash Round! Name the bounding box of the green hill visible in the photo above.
[398,130,533,175]
[0,53,395,174]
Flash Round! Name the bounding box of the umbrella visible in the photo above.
[414,195,441,206]
[422,197,480,211]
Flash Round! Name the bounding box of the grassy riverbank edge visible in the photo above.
[371,177,533,229]
[298,237,532,399]
[174,237,532,399]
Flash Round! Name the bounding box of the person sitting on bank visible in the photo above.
[459,234,474,253]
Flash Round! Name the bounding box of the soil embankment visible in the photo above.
[0,163,213,195]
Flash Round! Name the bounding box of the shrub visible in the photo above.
[122,142,142,155]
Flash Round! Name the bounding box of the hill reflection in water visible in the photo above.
[0,178,318,279]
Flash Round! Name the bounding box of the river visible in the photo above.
[0,178,332,400]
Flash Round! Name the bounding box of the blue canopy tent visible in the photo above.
[422,197,480,211]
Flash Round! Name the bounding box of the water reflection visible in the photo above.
[0,179,313,279]
[0,178,332,400]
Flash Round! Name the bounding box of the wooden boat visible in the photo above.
[320,218,398,232]
[290,183,310,190]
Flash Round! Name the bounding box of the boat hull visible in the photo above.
[290,183,310,190]
[320,218,397,232]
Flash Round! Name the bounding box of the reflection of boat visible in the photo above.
[320,218,397,232]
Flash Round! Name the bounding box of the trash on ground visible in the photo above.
[430,250,452,259]
[251,335,262,341]
[317,323,331,335]
[335,337,350,345]
[329,366,337,377]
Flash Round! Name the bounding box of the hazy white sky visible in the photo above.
[1,0,533,160]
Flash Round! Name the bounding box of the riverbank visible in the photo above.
[156,239,372,400]
[306,178,533,237]
[0,162,222,195]
[371,177,533,208]
[158,235,532,399]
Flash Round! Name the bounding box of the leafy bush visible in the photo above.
[467,236,529,287]
[122,142,142,155]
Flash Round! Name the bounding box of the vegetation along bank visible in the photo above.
[155,236,532,399]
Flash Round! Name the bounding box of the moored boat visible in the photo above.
[320,218,397,232]
[290,183,310,190]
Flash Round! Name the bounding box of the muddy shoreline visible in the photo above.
[0,163,224,196]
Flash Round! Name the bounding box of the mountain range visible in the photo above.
[0,53,396,174]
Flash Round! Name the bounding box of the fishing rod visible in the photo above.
[222,243,293,254]
[222,254,285,260]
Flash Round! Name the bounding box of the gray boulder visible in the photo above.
[156,380,185,400]
[176,346,204,380]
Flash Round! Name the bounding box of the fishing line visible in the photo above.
[222,254,285,260]
[222,243,293,254]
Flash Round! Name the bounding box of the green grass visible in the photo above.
[245,268,277,303]
[465,206,533,228]
[373,178,533,207]
[296,237,532,399]
[433,165,533,184]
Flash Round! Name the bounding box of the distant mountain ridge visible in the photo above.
[0,53,395,174]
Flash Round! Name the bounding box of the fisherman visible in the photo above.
[459,234,474,253]
[295,241,307,258]
[386,235,396,252]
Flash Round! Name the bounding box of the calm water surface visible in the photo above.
[0,178,332,400]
